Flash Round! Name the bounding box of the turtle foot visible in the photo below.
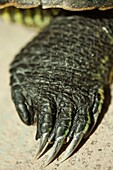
[10,63,105,164]
[10,14,113,164]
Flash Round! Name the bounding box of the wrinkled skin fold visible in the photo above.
[10,11,113,165]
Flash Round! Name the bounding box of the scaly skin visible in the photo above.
[10,11,113,164]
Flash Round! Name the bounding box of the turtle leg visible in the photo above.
[10,11,113,164]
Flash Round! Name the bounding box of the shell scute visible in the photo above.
[0,0,113,10]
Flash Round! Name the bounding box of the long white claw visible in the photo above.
[45,136,65,166]
[36,132,49,158]
[58,132,84,164]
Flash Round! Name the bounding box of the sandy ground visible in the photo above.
[0,20,113,170]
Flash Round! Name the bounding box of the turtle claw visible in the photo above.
[36,132,49,158]
[45,136,66,166]
[59,132,84,163]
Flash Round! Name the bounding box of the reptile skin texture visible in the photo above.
[10,11,113,164]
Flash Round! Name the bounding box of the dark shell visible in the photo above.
[0,0,113,10]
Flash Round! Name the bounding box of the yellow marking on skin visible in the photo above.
[98,88,104,112]
[94,88,104,123]
[51,9,60,15]
[0,7,59,29]
[98,88,104,100]
[24,9,34,26]
[33,9,52,29]
[92,73,101,80]
[101,56,109,64]
[84,88,104,138]
[102,27,113,45]
[13,9,23,24]
[1,8,11,22]
[108,67,113,84]
[92,56,109,81]
[92,88,104,128]
[83,109,91,134]
[100,56,109,74]
[100,56,113,84]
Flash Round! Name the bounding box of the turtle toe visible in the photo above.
[44,95,74,165]
[35,95,57,156]
[10,82,35,125]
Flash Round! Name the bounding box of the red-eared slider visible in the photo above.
[0,0,113,166]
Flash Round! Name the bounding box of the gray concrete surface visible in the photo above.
[0,20,113,170]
